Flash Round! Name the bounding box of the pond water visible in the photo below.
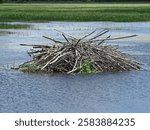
[0,22,150,113]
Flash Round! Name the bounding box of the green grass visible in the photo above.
[0,23,30,29]
[0,3,150,22]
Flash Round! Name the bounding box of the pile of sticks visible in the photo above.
[20,29,141,73]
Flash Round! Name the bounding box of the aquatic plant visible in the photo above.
[80,59,96,74]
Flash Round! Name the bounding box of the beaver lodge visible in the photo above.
[19,29,141,74]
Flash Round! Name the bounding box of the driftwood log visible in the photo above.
[19,29,141,74]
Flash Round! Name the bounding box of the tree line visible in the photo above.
[1,0,150,3]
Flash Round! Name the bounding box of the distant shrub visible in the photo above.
[0,0,3,3]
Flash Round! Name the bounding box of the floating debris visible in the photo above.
[19,29,141,74]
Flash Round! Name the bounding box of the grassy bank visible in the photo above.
[0,3,150,22]
[0,23,30,29]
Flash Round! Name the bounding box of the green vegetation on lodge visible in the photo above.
[80,59,96,74]
[0,3,150,22]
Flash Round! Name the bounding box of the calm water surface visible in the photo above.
[0,22,150,112]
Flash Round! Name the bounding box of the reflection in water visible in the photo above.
[0,22,150,112]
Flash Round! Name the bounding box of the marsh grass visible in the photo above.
[0,3,150,22]
[0,23,31,29]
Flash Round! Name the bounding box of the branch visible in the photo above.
[43,36,65,44]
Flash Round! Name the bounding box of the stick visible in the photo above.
[43,36,65,44]
[20,44,51,48]
[41,52,71,70]
[89,29,109,41]
[80,30,96,41]
[62,34,70,44]
[54,29,78,41]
